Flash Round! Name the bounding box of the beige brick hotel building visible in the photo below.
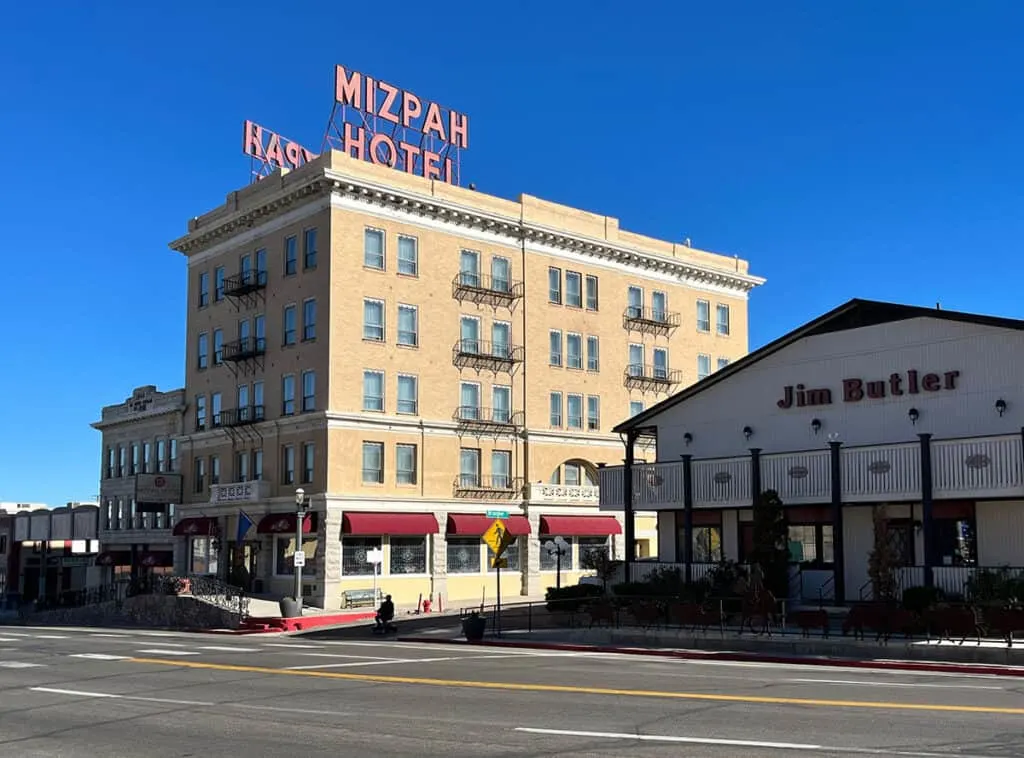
[168,150,763,609]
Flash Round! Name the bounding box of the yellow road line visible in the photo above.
[126,657,1024,716]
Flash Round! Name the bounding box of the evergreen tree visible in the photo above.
[750,489,790,597]
[868,505,899,602]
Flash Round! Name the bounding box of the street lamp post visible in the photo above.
[294,488,309,614]
[544,537,570,589]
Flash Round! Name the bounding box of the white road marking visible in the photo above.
[0,632,29,637]
[28,687,352,716]
[90,633,131,638]
[0,637,24,643]
[32,635,68,640]
[261,643,323,649]
[198,646,263,653]
[0,662,44,668]
[787,677,1003,691]
[69,653,129,661]
[514,727,979,757]
[681,658,1018,680]
[135,649,199,656]
[286,659,418,670]
[291,652,407,660]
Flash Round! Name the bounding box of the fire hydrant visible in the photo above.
[422,597,432,614]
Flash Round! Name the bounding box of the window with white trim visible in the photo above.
[364,228,385,269]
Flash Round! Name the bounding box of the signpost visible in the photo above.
[367,547,384,602]
[482,518,515,637]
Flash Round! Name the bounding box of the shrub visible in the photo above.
[545,583,602,612]
[902,585,945,614]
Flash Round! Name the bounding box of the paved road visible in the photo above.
[0,625,1022,757]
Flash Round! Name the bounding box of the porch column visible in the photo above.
[321,506,343,609]
[919,433,935,588]
[622,431,638,581]
[829,440,845,603]
[750,448,762,504]
[681,454,694,584]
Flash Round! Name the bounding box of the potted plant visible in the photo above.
[462,610,486,642]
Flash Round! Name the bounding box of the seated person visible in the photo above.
[375,594,396,630]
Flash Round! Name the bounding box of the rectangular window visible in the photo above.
[284,235,297,275]
[652,291,667,322]
[210,455,221,485]
[214,267,225,301]
[302,442,315,484]
[275,536,319,577]
[282,375,296,415]
[252,449,263,480]
[253,381,264,414]
[492,385,511,424]
[628,343,644,376]
[303,228,317,269]
[397,304,418,347]
[194,457,206,493]
[653,348,668,379]
[491,450,511,489]
[629,400,644,417]
[283,305,297,346]
[447,537,481,574]
[195,395,207,430]
[118,446,126,476]
[197,332,209,369]
[303,299,316,341]
[169,440,178,472]
[697,300,711,332]
[255,248,267,279]
[549,330,562,366]
[342,536,381,576]
[459,448,481,488]
[565,271,582,307]
[491,256,511,293]
[548,267,562,304]
[585,275,599,310]
[237,384,250,416]
[549,391,562,426]
[397,235,418,276]
[241,253,252,279]
[198,272,209,307]
[566,333,583,369]
[396,443,417,485]
[459,382,480,419]
[364,228,385,269]
[697,353,711,381]
[211,392,223,426]
[156,441,166,473]
[390,537,427,574]
[105,447,114,478]
[489,538,520,572]
[627,286,643,318]
[567,394,583,429]
[491,321,511,359]
[254,314,266,349]
[459,316,479,354]
[362,442,384,484]
[281,445,295,485]
[213,329,223,365]
[363,370,384,412]
[302,370,316,412]
[717,357,730,371]
[459,249,480,287]
[397,374,418,415]
[586,335,599,371]
[236,450,249,483]
[130,444,139,475]
[586,395,601,431]
[717,303,731,335]
[363,299,385,342]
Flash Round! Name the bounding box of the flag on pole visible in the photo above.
[237,510,255,543]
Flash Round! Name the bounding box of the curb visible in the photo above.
[396,635,1024,678]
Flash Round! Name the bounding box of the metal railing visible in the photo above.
[152,574,250,618]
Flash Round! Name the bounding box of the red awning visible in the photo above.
[342,512,439,535]
[95,551,132,567]
[539,515,622,536]
[138,551,174,568]
[446,514,531,536]
[172,517,216,537]
[257,512,314,535]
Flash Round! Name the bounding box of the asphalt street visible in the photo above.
[0,625,1022,757]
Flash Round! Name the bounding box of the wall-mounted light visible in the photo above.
[908,407,920,425]
[995,398,1007,417]
[683,432,693,445]
[810,418,822,435]
[743,426,753,440]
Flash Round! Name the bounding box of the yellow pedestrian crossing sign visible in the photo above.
[482,518,514,560]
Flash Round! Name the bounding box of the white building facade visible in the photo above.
[599,299,1024,604]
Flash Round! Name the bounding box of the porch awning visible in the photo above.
[138,551,173,568]
[342,512,439,535]
[172,517,216,537]
[95,551,132,567]
[539,515,622,536]
[257,512,314,535]
[446,514,531,536]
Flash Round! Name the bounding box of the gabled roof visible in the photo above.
[613,298,1024,434]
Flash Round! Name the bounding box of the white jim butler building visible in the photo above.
[599,299,1024,604]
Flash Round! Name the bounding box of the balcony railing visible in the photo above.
[623,305,681,335]
[452,272,525,308]
[453,475,525,498]
[452,339,525,372]
[222,337,267,362]
[221,405,265,427]
[223,269,268,298]
[623,363,682,391]
[527,483,600,505]
[598,432,1024,510]
[453,406,524,433]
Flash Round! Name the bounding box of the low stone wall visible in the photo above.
[18,594,240,630]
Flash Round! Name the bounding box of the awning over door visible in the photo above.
[539,515,622,536]
[257,512,314,535]
[138,551,174,568]
[446,514,531,536]
[95,551,132,567]
[342,512,439,535]
[172,517,217,537]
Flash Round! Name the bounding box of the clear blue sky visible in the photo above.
[3,1,1023,505]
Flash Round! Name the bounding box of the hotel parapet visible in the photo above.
[599,299,1024,605]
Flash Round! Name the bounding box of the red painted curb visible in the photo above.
[396,636,1024,678]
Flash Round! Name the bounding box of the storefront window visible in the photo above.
[692,526,723,563]
[538,538,567,571]
[489,538,520,572]
[190,537,219,575]
[389,537,427,574]
[577,536,610,568]
[446,538,481,574]
[274,536,318,577]
[341,536,381,576]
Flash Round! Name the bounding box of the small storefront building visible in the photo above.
[10,505,101,605]
[599,299,1024,604]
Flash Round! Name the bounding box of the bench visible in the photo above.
[342,588,380,608]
